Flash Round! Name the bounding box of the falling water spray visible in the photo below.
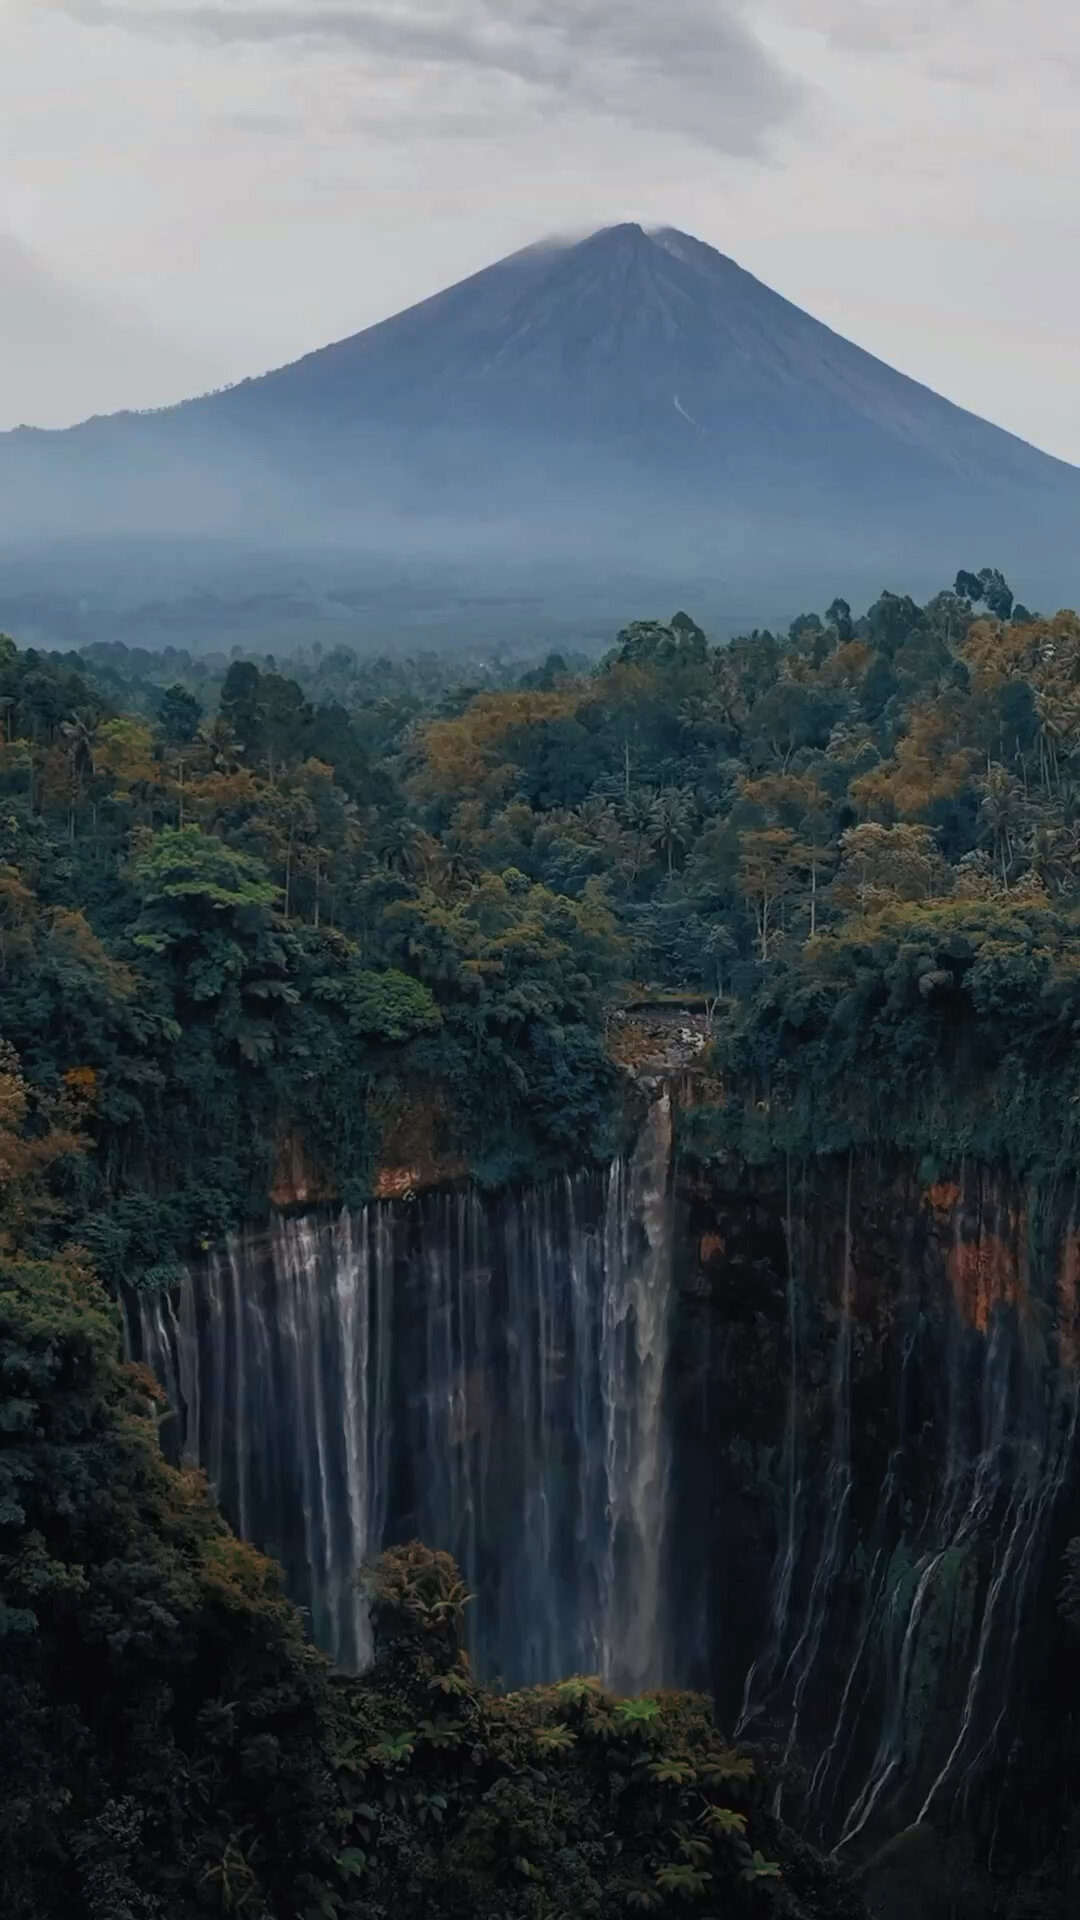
[128,1091,677,1690]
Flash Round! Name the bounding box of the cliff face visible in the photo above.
[669,1156,1080,1863]
[128,1127,1080,1887]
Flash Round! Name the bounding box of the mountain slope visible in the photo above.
[1,223,1077,633]
[213,222,1067,488]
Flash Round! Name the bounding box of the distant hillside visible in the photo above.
[1,223,1077,644]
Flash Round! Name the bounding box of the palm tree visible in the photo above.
[1026,820,1080,896]
[649,787,696,876]
[60,709,101,840]
[1034,686,1067,794]
[1033,681,1080,796]
[377,820,438,886]
[571,796,618,842]
[977,763,1027,890]
[437,834,479,897]
[198,715,246,775]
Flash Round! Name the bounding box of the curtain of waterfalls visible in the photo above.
[127,1092,675,1688]
[127,1122,1080,1838]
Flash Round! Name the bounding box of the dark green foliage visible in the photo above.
[956,566,1016,621]
[694,898,1080,1176]
[218,658,263,759]
[1,1249,342,1919]
[158,683,203,744]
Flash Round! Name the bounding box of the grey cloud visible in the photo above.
[55,0,803,153]
[808,2,1076,97]
[218,107,300,135]
[779,0,1057,66]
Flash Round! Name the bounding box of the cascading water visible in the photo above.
[128,1092,675,1689]
[599,1087,675,1692]
[720,1168,1080,1850]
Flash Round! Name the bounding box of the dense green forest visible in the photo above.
[3,564,1080,1278]
[5,567,1080,1915]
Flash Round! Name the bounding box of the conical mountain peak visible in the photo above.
[574,220,651,249]
[0,221,1076,617]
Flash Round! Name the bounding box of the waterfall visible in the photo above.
[132,1212,394,1669]
[128,1130,1078,1840]
[599,1087,675,1692]
[127,1094,676,1689]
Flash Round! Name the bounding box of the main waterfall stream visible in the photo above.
[129,1092,675,1688]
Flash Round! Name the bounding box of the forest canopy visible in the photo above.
[4,569,1080,1277]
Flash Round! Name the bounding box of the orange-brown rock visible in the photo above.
[373,1158,468,1200]
[372,1084,468,1197]
[926,1180,962,1215]
[1058,1228,1080,1375]
[947,1225,1028,1333]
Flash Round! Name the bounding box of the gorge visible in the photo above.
[126,1090,1080,1867]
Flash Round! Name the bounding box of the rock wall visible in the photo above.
[669,1156,1080,1861]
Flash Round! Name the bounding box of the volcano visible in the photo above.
[2,223,1077,641]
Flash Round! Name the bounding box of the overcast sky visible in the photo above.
[3,0,1078,458]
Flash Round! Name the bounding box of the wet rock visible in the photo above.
[855,1824,985,1919]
